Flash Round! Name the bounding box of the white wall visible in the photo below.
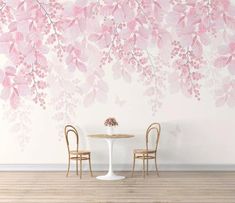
[0,77,235,170]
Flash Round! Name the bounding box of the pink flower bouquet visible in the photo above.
[104,117,118,127]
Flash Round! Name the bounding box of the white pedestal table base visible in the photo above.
[96,138,125,181]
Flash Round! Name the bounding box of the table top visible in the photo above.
[88,134,134,139]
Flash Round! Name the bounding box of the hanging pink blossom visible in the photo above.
[0,0,234,112]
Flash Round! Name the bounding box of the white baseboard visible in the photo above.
[0,164,235,171]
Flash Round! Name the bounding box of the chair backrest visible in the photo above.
[64,125,79,153]
[145,123,161,151]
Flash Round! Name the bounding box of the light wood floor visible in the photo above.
[0,171,235,203]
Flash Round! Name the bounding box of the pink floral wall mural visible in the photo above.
[0,0,235,147]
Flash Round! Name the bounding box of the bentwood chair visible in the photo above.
[132,123,161,177]
[65,125,93,178]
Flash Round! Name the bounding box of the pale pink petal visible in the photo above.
[181,84,192,98]
[6,0,20,7]
[218,45,230,55]
[14,75,26,84]
[77,18,86,33]
[122,4,134,21]
[112,62,122,79]
[123,38,135,51]
[179,34,192,46]
[226,16,235,30]
[227,60,235,75]
[37,54,47,67]
[1,87,11,100]
[173,4,186,12]
[227,92,235,107]
[138,26,149,39]
[85,19,101,33]
[188,9,200,25]
[53,112,64,121]
[16,10,31,21]
[104,34,111,47]
[200,33,210,46]
[113,65,122,80]
[216,96,226,107]
[0,33,12,42]
[17,21,30,34]
[158,0,170,10]
[168,72,180,93]
[127,20,136,31]
[76,61,87,72]
[24,52,36,64]
[86,43,101,65]
[83,90,95,107]
[192,40,202,57]
[2,76,11,87]
[0,70,4,83]
[101,5,113,16]
[158,32,171,49]
[122,70,131,83]
[18,42,32,55]
[10,90,19,109]
[65,54,73,65]
[67,64,76,72]
[0,42,9,53]
[136,35,148,49]
[103,0,114,5]
[86,74,95,85]
[88,34,101,41]
[166,12,180,26]
[214,56,230,68]
[215,88,225,97]
[14,32,23,42]
[96,89,107,103]
[39,45,49,54]
[97,37,108,48]
[5,66,16,75]
[144,87,154,96]
[97,80,108,92]
[229,42,235,52]
[227,5,235,16]
[8,22,17,32]
[113,7,125,23]
[17,84,30,96]
[79,82,90,94]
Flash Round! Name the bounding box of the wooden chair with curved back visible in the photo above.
[65,125,93,178]
[132,123,161,177]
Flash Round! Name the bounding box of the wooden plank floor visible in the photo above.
[0,171,235,203]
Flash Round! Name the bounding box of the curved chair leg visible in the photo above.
[155,157,160,177]
[88,154,93,177]
[131,153,136,177]
[147,154,149,175]
[80,155,82,179]
[143,157,145,178]
[66,158,70,177]
[76,156,78,176]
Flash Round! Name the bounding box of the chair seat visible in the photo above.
[70,150,90,155]
[134,149,156,154]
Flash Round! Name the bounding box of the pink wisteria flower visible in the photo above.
[0,0,235,112]
[170,41,204,99]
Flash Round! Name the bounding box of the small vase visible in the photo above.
[106,126,114,135]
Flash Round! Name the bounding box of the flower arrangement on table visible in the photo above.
[104,117,118,135]
[104,117,118,127]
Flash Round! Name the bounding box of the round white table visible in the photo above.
[88,134,134,180]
